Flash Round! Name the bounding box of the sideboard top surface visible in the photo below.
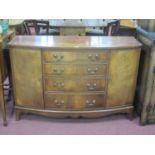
[9,36,141,49]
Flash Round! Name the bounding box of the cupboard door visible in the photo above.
[107,49,140,107]
[10,48,44,109]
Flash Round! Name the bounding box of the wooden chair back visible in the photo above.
[36,20,49,35]
[105,20,120,36]
[24,20,37,35]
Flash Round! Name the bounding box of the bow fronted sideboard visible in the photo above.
[9,36,141,121]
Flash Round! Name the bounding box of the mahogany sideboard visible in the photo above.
[9,36,141,121]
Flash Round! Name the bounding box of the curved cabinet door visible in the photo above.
[107,49,140,107]
[10,48,44,109]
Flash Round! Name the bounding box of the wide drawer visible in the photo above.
[43,64,107,76]
[44,78,106,92]
[45,93,105,110]
[43,51,108,63]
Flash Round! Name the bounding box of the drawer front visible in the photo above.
[45,93,105,110]
[43,64,107,76]
[44,78,106,92]
[43,51,108,63]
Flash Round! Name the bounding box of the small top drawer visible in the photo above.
[43,64,107,76]
[43,50,109,63]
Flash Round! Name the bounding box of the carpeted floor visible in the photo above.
[1,85,155,135]
[0,102,155,135]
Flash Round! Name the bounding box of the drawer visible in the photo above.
[45,93,105,110]
[44,78,106,92]
[43,51,108,63]
[43,64,107,76]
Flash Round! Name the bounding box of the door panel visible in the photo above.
[107,49,140,107]
[11,48,44,109]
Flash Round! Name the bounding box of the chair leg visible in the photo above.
[7,88,11,102]
[9,69,16,116]
[8,71,12,101]
[0,86,7,126]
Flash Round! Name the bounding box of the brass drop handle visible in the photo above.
[88,54,100,61]
[53,54,64,61]
[54,99,65,105]
[95,54,99,59]
[87,67,98,74]
[86,99,96,106]
[86,83,97,90]
[53,68,64,74]
[88,54,93,60]
[54,82,64,88]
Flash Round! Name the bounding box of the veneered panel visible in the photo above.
[106,49,140,107]
[45,78,106,92]
[45,93,105,110]
[43,64,107,76]
[11,48,44,109]
[43,50,108,63]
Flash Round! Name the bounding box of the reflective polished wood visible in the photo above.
[9,36,141,48]
[9,36,141,121]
